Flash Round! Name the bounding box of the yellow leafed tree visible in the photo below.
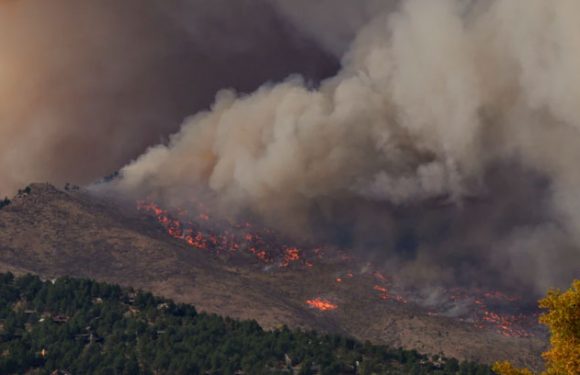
[493,280,580,375]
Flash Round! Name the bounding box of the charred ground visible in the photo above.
[0,184,547,369]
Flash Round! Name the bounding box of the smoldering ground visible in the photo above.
[103,0,580,296]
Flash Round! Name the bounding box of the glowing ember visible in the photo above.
[306,298,338,311]
[373,285,388,293]
[373,288,407,304]
[138,200,321,268]
[370,271,407,304]
[137,200,537,337]
[281,247,301,267]
[440,288,538,337]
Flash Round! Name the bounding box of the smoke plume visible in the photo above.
[0,0,336,196]
[108,0,580,295]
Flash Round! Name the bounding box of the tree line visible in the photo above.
[0,273,493,374]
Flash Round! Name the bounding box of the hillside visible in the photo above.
[0,184,547,368]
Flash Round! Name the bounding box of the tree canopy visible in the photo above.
[0,272,493,374]
[493,280,580,375]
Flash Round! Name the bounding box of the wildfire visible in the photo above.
[370,271,407,304]
[280,247,301,267]
[306,298,338,311]
[137,200,537,337]
[475,305,536,337]
[138,200,321,269]
[373,285,388,293]
[443,288,537,337]
[373,285,407,304]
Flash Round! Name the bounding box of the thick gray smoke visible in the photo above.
[0,0,337,196]
[110,0,580,295]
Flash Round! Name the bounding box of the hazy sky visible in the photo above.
[110,0,580,294]
[0,0,344,195]
[3,0,580,294]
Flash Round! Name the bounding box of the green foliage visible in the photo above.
[0,273,493,374]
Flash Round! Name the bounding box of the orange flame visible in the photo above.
[281,247,301,267]
[306,298,338,311]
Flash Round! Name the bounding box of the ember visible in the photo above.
[369,271,407,304]
[281,247,301,267]
[138,200,537,337]
[306,298,338,311]
[373,285,387,293]
[439,288,538,337]
[138,200,321,268]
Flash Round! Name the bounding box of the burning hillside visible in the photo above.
[85,3,577,359]
[137,198,541,339]
[137,200,317,268]
[108,0,580,301]
[0,184,548,368]
[5,0,578,370]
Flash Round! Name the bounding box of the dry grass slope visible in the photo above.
[0,183,546,369]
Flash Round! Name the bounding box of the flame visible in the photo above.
[280,247,301,267]
[443,287,537,337]
[373,285,388,293]
[306,298,338,311]
[373,286,407,304]
[137,200,537,337]
[371,271,407,304]
[138,200,320,268]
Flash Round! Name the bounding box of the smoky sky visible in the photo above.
[109,0,580,295]
[3,0,579,296]
[0,0,341,195]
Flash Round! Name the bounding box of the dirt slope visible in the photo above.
[0,183,546,368]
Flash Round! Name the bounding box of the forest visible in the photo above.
[0,273,494,374]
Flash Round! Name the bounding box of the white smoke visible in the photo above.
[110,0,580,293]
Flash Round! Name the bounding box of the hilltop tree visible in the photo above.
[0,197,10,209]
[493,280,580,375]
